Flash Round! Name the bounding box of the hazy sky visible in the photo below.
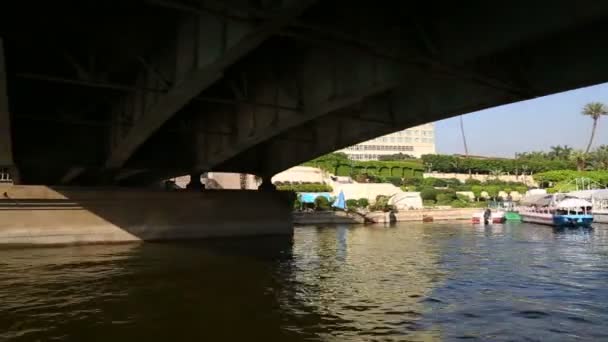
[435,82,608,157]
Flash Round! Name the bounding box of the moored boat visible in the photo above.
[568,189,608,224]
[472,209,505,224]
[519,194,593,228]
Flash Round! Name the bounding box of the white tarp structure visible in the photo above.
[569,189,608,201]
[556,198,592,209]
[388,192,423,210]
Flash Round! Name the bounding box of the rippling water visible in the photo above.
[1,222,608,341]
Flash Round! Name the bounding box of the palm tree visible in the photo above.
[549,145,573,160]
[582,102,608,153]
[459,115,469,157]
[570,150,588,171]
[490,168,503,179]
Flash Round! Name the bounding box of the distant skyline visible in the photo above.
[435,82,608,157]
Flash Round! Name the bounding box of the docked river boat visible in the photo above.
[519,194,593,228]
[569,189,608,224]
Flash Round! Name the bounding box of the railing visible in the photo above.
[0,168,12,183]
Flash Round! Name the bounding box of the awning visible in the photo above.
[298,192,332,204]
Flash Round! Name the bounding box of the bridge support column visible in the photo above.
[186,172,204,191]
[0,38,18,184]
[258,176,276,192]
[0,185,295,245]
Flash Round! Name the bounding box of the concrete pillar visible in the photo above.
[186,172,204,191]
[0,38,17,183]
[258,176,276,191]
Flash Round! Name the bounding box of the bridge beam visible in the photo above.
[0,38,18,183]
[194,49,407,174]
[104,0,316,170]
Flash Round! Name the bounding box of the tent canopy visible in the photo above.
[556,198,592,209]
[299,192,332,204]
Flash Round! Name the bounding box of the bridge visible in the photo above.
[1,1,608,244]
[2,1,608,187]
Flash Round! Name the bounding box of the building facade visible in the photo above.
[339,123,436,160]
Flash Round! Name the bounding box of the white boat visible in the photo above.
[519,194,593,228]
[472,209,505,224]
[569,189,608,224]
[592,195,608,224]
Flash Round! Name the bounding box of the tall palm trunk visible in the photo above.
[459,115,469,156]
[585,118,598,153]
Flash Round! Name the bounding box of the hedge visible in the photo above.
[421,154,576,174]
[533,170,608,186]
[277,184,333,192]
[303,153,424,177]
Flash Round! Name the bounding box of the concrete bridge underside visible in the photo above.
[2,0,608,186]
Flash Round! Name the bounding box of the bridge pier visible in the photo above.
[186,172,204,191]
[0,38,18,184]
[0,185,295,246]
[258,176,277,192]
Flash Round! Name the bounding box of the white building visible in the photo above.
[338,123,436,160]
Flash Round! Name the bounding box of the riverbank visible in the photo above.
[294,208,480,225]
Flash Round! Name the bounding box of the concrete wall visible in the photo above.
[423,172,537,186]
[368,208,479,223]
[272,166,326,184]
[0,185,293,245]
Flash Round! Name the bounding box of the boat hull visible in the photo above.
[593,211,608,224]
[505,211,521,221]
[472,211,505,224]
[521,212,593,228]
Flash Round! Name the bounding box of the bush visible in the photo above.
[420,187,439,201]
[370,195,392,212]
[450,199,469,208]
[357,198,369,208]
[386,176,403,187]
[314,196,331,211]
[277,183,332,192]
[402,176,422,186]
[293,198,302,210]
[346,199,359,209]
[456,194,472,202]
[423,199,436,207]
[422,177,447,187]
[465,178,482,185]
[436,192,457,204]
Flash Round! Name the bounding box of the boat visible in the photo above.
[519,194,593,228]
[502,200,522,221]
[472,201,517,224]
[472,208,505,224]
[569,189,608,224]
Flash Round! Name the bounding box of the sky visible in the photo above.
[435,82,608,157]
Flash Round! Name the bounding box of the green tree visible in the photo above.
[471,185,483,201]
[582,102,608,153]
[590,145,608,170]
[569,150,588,171]
[489,168,503,179]
[484,185,500,201]
[357,198,370,208]
[314,196,331,211]
[420,187,439,201]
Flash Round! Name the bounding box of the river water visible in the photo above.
[1,222,608,341]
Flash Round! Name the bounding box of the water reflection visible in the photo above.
[0,223,607,341]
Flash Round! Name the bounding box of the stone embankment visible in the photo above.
[294,208,479,225]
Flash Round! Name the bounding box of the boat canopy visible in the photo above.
[569,189,608,201]
[298,192,332,204]
[520,194,551,206]
[555,198,592,209]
